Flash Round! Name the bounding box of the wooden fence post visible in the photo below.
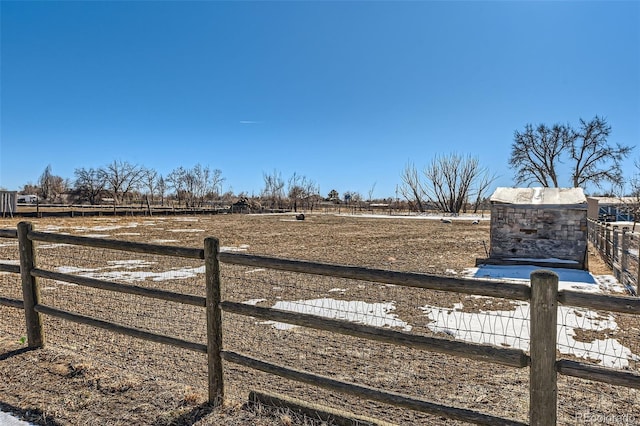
[621,230,628,289]
[204,237,224,406]
[17,221,44,348]
[605,225,612,261]
[529,270,558,426]
[612,228,619,264]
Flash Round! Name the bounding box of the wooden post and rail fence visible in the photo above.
[587,218,640,295]
[0,221,639,425]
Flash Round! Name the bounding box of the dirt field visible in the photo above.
[0,213,636,425]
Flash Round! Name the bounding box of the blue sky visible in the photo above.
[1,1,638,199]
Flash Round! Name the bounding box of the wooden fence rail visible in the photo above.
[587,218,639,295]
[1,221,640,425]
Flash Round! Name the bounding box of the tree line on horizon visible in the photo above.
[5,116,637,214]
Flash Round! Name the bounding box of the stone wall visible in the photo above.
[489,204,588,264]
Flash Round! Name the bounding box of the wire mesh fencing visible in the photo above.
[219,263,532,424]
[32,239,209,391]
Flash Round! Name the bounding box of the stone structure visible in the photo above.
[487,187,588,269]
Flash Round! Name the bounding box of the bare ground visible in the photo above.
[0,213,636,425]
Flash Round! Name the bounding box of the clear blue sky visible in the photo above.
[1,1,638,199]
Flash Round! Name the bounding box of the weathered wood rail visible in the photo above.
[588,218,639,295]
[1,221,639,425]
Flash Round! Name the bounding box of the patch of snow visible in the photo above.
[36,243,71,249]
[422,302,634,368]
[82,234,110,238]
[259,298,412,332]
[74,224,136,232]
[150,239,179,243]
[221,245,249,252]
[106,260,156,269]
[114,232,141,236]
[56,266,100,274]
[0,242,17,247]
[328,288,347,293]
[41,225,65,231]
[56,265,204,282]
[335,213,488,222]
[0,411,33,426]
[244,268,265,274]
[169,229,205,233]
[244,298,267,305]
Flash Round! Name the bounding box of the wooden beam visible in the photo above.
[222,351,527,426]
[556,359,640,389]
[218,252,530,301]
[31,268,206,307]
[558,290,640,314]
[0,297,24,309]
[0,263,20,274]
[28,230,204,259]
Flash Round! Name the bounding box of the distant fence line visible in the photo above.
[1,221,639,425]
[587,218,640,295]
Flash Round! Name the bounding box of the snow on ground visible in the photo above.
[0,411,32,426]
[220,244,250,252]
[423,264,635,367]
[336,213,489,221]
[257,298,412,332]
[74,224,138,232]
[422,301,635,368]
[246,263,635,368]
[55,262,204,283]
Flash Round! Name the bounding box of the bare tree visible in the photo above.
[262,169,285,209]
[157,175,167,206]
[100,160,145,205]
[209,168,225,200]
[142,168,158,204]
[509,123,572,187]
[74,167,106,205]
[571,116,633,189]
[303,178,320,211]
[424,153,482,214]
[38,165,67,202]
[287,172,305,212]
[510,116,632,189]
[399,162,427,212]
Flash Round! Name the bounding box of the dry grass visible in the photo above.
[0,212,636,425]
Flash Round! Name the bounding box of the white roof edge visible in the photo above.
[490,187,587,206]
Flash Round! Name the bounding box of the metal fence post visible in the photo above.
[17,221,44,348]
[529,270,558,426]
[204,237,224,406]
